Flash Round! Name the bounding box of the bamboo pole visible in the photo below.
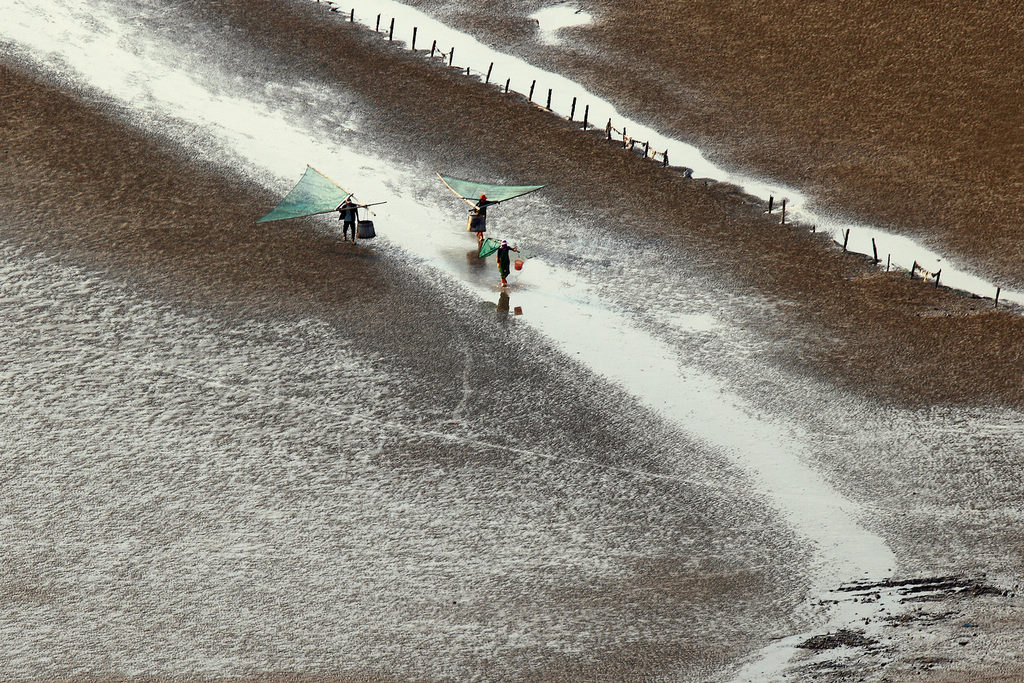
[388,17,394,40]
[412,26,417,50]
[569,97,576,121]
[486,62,493,83]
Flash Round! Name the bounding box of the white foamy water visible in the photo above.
[529,5,594,46]
[0,0,919,677]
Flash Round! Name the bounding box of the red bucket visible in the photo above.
[514,259,524,271]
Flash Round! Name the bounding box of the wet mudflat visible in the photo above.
[407,0,1024,286]
[3,0,1024,680]
[0,65,805,680]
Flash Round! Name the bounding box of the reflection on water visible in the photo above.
[495,292,523,322]
[496,290,510,321]
[466,247,486,271]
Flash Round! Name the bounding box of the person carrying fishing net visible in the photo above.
[337,195,360,242]
[470,194,494,244]
[496,239,519,288]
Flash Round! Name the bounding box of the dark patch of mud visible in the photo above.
[797,629,877,651]
[838,575,1010,603]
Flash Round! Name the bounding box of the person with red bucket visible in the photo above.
[496,239,520,288]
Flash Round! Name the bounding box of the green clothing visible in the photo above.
[497,244,513,278]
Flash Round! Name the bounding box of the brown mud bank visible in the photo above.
[406,0,1024,286]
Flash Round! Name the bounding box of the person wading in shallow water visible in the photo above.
[472,194,494,244]
[496,239,518,288]
[338,195,359,242]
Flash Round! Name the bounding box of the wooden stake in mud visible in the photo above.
[934,269,941,287]
[995,286,1001,307]
[376,14,381,31]
[412,27,417,50]
[663,150,669,167]
[842,228,850,252]
[911,261,919,279]
[504,78,510,93]
[430,40,436,57]
[768,195,774,213]
[886,254,890,271]
[449,48,454,66]
[569,97,576,121]
[546,88,552,110]
[644,141,650,158]
[582,104,589,129]
[606,119,612,140]
[388,18,395,41]
[485,62,493,84]
[780,199,786,225]
[528,80,535,102]
[466,66,470,76]
[872,237,878,263]
[349,8,354,21]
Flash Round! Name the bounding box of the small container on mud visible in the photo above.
[514,258,524,271]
